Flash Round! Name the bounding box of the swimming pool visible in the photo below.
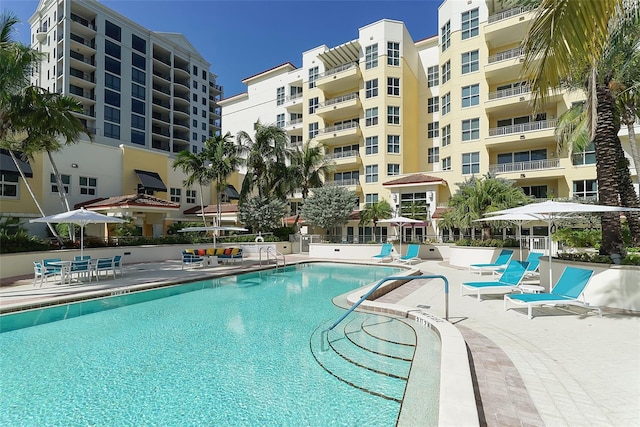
[0,262,440,426]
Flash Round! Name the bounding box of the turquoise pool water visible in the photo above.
[0,262,437,426]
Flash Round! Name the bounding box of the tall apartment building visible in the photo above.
[3,0,230,237]
[220,0,638,242]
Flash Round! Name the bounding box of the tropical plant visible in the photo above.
[172,148,214,227]
[301,186,356,233]
[440,175,532,240]
[238,196,288,233]
[236,122,290,200]
[203,132,244,227]
[359,200,393,242]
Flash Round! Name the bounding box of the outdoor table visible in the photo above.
[46,261,73,285]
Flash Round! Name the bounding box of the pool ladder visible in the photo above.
[259,246,286,271]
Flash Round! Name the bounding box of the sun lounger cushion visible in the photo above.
[184,249,194,254]
[206,248,216,255]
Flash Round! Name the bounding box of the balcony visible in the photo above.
[153,54,171,67]
[68,84,95,101]
[315,121,361,145]
[152,98,170,110]
[153,70,171,82]
[489,158,561,175]
[485,85,531,113]
[284,118,303,134]
[484,47,525,82]
[485,7,532,48]
[69,12,96,38]
[316,62,361,95]
[69,50,95,70]
[283,92,303,111]
[327,149,361,166]
[487,119,558,147]
[69,67,95,86]
[316,92,360,121]
[325,178,361,189]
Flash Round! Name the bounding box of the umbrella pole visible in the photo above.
[80,225,84,258]
[547,217,553,291]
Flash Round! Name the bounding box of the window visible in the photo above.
[131,83,145,100]
[424,146,439,165]
[387,164,400,176]
[105,20,121,41]
[192,65,198,76]
[461,8,480,40]
[387,77,400,96]
[309,122,318,139]
[186,189,196,204]
[521,185,548,199]
[131,68,145,85]
[442,156,452,171]
[276,113,285,128]
[365,136,378,155]
[387,106,400,124]
[428,122,439,138]
[105,73,120,91]
[365,79,378,98]
[104,123,120,139]
[334,171,359,185]
[132,34,146,53]
[201,122,206,131]
[462,118,480,141]
[427,66,439,87]
[170,188,181,203]
[573,180,598,199]
[105,40,121,59]
[132,99,145,115]
[308,66,319,89]
[462,50,479,74]
[79,176,97,195]
[441,93,451,115]
[104,89,120,107]
[50,173,70,193]
[572,143,596,165]
[441,61,451,84]
[276,87,285,106]
[441,20,451,52]
[365,107,378,126]
[104,56,121,75]
[428,97,439,113]
[193,106,198,115]
[290,135,303,145]
[309,97,318,114]
[441,124,451,147]
[192,132,198,140]
[497,149,547,164]
[365,165,378,183]
[104,106,120,123]
[387,135,400,153]
[462,84,480,107]
[0,174,19,197]
[462,152,480,175]
[387,42,400,66]
[132,52,145,70]
[131,114,145,130]
[131,130,145,145]
[365,193,379,205]
[365,44,378,69]
[193,93,198,102]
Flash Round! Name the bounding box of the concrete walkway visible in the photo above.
[1,255,638,426]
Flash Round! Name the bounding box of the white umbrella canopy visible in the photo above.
[378,216,423,255]
[486,201,640,288]
[30,208,127,257]
[474,213,547,261]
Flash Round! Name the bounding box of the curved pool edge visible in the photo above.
[344,270,480,427]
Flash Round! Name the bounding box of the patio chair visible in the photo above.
[397,244,421,264]
[461,260,529,301]
[504,266,600,319]
[371,243,393,262]
[182,251,204,270]
[33,261,59,287]
[93,257,115,281]
[469,249,513,275]
[493,252,543,278]
[112,255,124,277]
[69,259,91,283]
[74,255,91,261]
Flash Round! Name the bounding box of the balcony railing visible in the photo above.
[69,50,95,66]
[319,92,359,108]
[285,118,303,127]
[327,150,359,160]
[488,47,524,64]
[70,13,96,31]
[489,119,557,136]
[489,159,560,174]
[319,62,357,79]
[152,84,170,95]
[487,7,528,24]
[488,85,531,100]
[70,33,95,49]
[285,92,303,102]
[320,121,359,134]
[325,179,360,187]
[153,55,171,66]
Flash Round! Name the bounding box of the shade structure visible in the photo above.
[178,225,248,247]
[378,216,422,255]
[486,201,640,288]
[30,208,126,257]
[474,213,546,261]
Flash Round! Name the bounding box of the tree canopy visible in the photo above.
[301,186,356,231]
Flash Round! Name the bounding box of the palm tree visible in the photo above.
[521,0,640,251]
[286,140,334,226]
[236,122,290,200]
[172,149,214,227]
[202,132,244,227]
[359,200,392,242]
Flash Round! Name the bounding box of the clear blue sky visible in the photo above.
[4,0,441,98]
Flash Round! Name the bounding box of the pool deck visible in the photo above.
[1,254,639,426]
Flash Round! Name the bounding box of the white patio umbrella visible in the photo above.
[178,225,248,247]
[377,216,422,255]
[486,201,640,288]
[474,213,546,261]
[30,208,126,257]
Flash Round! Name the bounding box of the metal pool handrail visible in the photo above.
[326,275,449,332]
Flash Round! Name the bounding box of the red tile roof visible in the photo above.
[383,173,446,186]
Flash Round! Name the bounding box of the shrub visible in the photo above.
[0,230,49,253]
[455,238,519,248]
[553,228,600,248]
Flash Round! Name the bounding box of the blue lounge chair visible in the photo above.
[469,249,513,275]
[461,260,529,301]
[397,244,421,264]
[371,243,393,262]
[504,266,600,319]
[493,252,543,278]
